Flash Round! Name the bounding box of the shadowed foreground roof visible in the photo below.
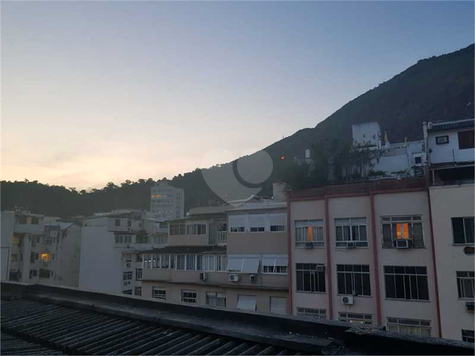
[1,282,473,355]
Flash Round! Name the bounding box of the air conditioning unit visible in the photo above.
[229,274,240,282]
[305,242,314,249]
[126,263,131,268]
[466,301,474,312]
[200,272,208,282]
[395,240,410,249]
[346,242,356,249]
[341,295,354,305]
[249,274,257,284]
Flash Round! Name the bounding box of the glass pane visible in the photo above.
[465,218,475,243]
[452,218,466,243]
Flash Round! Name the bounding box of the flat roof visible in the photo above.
[1,282,473,355]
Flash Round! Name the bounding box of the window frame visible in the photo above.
[296,307,326,320]
[335,218,368,248]
[181,289,198,304]
[381,215,424,248]
[295,220,324,248]
[339,312,372,325]
[387,317,431,337]
[462,329,475,343]
[135,268,143,281]
[336,264,371,296]
[435,135,449,145]
[262,256,288,275]
[384,266,429,301]
[452,217,475,245]
[456,271,475,300]
[296,263,326,293]
[206,292,226,308]
[152,286,166,300]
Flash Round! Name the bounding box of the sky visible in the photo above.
[2,1,474,190]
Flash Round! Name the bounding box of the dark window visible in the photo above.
[435,135,449,145]
[123,290,132,295]
[452,217,474,244]
[30,252,36,263]
[136,254,143,262]
[384,266,429,301]
[337,265,371,296]
[134,287,142,296]
[414,156,422,164]
[127,220,132,227]
[39,269,51,279]
[457,271,474,299]
[115,219,121,227]
[382,216,424,248]
[462,329,474,343]
[296,263,326,293]
[458,130,475,150]
[18,216,27,225]
[31,217,39,225]
[29,270,38,278]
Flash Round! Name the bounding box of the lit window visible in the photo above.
[295,220,324,247]
[40,253,50,262]
[382,216,424,248]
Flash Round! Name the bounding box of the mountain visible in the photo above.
[1,44,474,217]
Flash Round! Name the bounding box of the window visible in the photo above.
[144,254,152,268]
[30,252,36,263]
[123,290,132,295]
[387,317,431,337]
[339,312,372,325]
[18,216,27,224]
[270,297,287,315]
[177,255,186,270]
[39,269,51,279]
[123,271,133,281]
[153,235,168,245]
[237,295,257,311]
[458,130,475,150]
[462,329,474,343]
[249,214,266,232]
[435,135,449,145]
[384,266,429,301]
[29,270,38,278]
[186,224,207,235]
[269,213,286,232]
[115,235,132,244]
[262,256,288,274]
[152,287,166,300]
[160,254,170,269]
[31,217,39,225]
[181,290,197,304]
[170,222,186,235]
[335,218,368,247]
[297,308,326,320]
[206,292,226,308]
[226,255,260,273]
[136,254,143,262]
[296,263,326,293]
[295,220,324,247]
[382,216,424,248]
[127,220,132,227]
[10,254,18,262]
[186,255,196,271]
[414,156,422,164]
[124,254,132,263]
[217,255,227,271]
[45,237,53,245]
[337,265,371,296]
[135,268,142,281]
[229,215,246,233]
[452,217,474,244]
[134,287,142,296]
[457,271,474,299]
[202,255,216,271]
[115,219,121,226]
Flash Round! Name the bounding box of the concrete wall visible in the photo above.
[1,211,15,281]
[352,122,381,147]
[428,130,475,164]
[429,184,474,341]
[56,225,82,287]
[141,281,287,314]
[227,231,287,254]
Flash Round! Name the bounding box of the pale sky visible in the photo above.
[2,1,474,190]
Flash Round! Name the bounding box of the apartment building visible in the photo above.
[79,210,166,296]
[141,192,289,315]
[0,210,82,287]
[150,181,185,221]
[425,118,474,342]
[288,178,439,337]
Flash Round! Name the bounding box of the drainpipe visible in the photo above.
[426,190,443,338]
[324,197,334,319]
[286,199,293,315]
[370,193,382,325]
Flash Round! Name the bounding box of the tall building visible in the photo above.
[150,181,185,221]
[141,188,289,314]
[425,118,474,342]
[79,210,167,296]
[1,210,82,287]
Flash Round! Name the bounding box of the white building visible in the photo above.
[426,118,474,342]
[150,182,185,221]
[1,210,82,287]
[79,210,167,296]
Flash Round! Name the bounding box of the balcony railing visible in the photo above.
[217,231,227,244]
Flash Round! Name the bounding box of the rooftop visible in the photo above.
[2,282,473,355]
[427,118,474,132]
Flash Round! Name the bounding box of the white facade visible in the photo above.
[352,122,382,148]
[150,182,185,221]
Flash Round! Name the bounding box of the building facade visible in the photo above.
[1,210,82,287]
[425,119,474,342]
[141,194,289,315]
[150,181,185,221]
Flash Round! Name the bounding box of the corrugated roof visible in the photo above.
[427,119,474,132]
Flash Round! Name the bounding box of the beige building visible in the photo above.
[425,119,474,342]
[141,195,289,315]
[288,178,440,337]
[1,210,82,287]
